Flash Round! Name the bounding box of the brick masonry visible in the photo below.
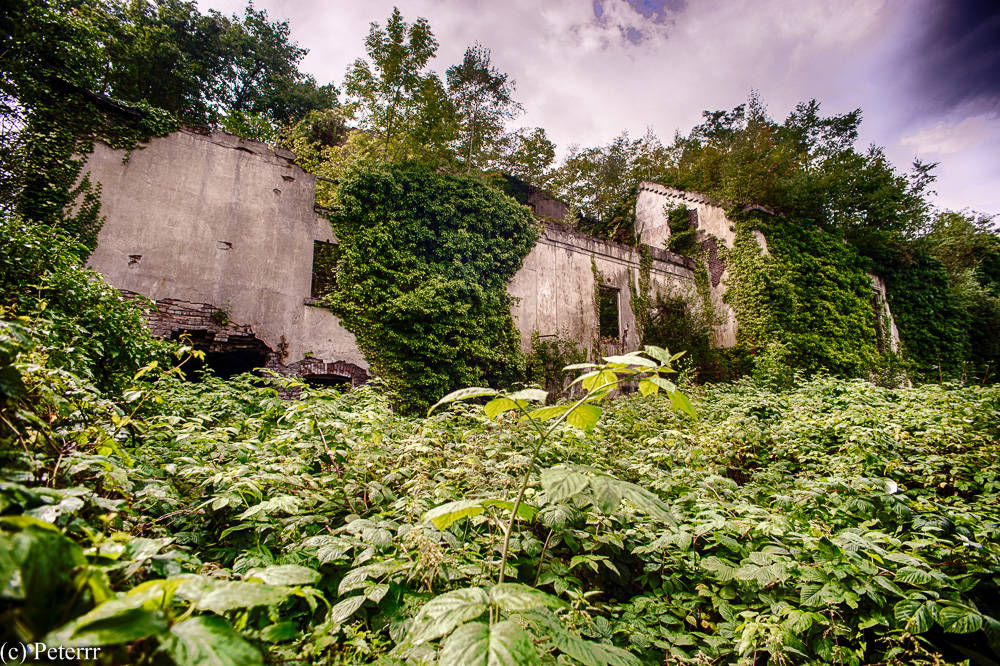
[120,290,369,386]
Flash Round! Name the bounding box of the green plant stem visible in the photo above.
[496,375,627,585]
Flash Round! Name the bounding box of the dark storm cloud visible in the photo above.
[910,0,1000,113]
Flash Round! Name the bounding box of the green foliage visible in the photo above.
[0,215,168,392]
[325,163,537,413]
[660,93,932,244]
[724,213,884,377]
[446,43,523,174]
[551,130,667,243]
[4,323,999,664]
[526,330,587,399]
[664,203,699,256]
[872,246,971,381]
[343,8,455,165]
[494,127,556,190]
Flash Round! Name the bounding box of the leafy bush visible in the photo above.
[0,215,168,392]
[325,163,538,413]
[3,329,999,664]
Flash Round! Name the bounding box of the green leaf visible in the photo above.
[485,397,528,420]
[507,388,549,403]
[407,587,489,645]
[873,575,905,597]
[550,625,638,666]
[589,475,623,514]
[649,376,677,393]
[618,482,677,525]
[423,499,485,530]
[580,369,618,392]
[566,404,602,432]
[603,355,658,368]
[159,615,263,666]
[638,380,657,397]
[330,595,367,625]
[643,346,671,364]
[669,391,697,420]
[245,565,320,587]
[439,621,540,666]
[428,387,497,415]
[338,568,369,596]
[177,578,291,613]
[482,500,537,522]
[938,605,983,634]
[800,582,825,607]
[260,621,298,642]
[562,363,599,371]
[541,467,591,502]
[895,599,933,634]
[522,404,569,424]
[490,583,568,611]
[702,557,738,583]
[895,567,933,585]
[52,604,167,647]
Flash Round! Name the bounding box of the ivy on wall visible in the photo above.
[724,212,882,377]
[326,164,538,413]
[14,90,178,257]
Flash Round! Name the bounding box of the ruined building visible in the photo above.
[82,129,898,384]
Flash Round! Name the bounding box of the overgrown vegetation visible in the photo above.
[4,4,1000,664]
[3,274,1000,663]
[323,164,537,414]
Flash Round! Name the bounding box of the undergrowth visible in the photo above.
[2,338,999,664]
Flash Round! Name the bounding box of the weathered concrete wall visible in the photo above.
[84,129,367,382]
[635,182,740,347]
[870,274,902,353]
[509,222,696,357]
[636,180,903,354]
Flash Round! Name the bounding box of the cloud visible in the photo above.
[900,115,998,155]
[196,0,996,214]
[897,0,1000,116]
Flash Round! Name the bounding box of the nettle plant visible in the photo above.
[395,345,696,665]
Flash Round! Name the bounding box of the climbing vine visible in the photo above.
[626,244,653,343]
[869,247,971,381]
[325,163,537,413]
[14,90,178,256]
[724,211,882,377]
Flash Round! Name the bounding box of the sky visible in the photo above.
[202,0,1000,217]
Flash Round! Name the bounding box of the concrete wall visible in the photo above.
[509,222,696,357]
[84,128,367,382]
[635,180,903,354]
[635,182,741,347]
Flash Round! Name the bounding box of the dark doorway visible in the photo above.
[171,330,271,380]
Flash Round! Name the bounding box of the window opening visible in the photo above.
[598,286,620,340]
[311,240,339,298]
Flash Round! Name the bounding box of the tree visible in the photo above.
[208,2,336,125]
[100,0,224,125]
[446,43,521,173]
[494,127,556,189]
[550,129,666,242]
[342,8,454,162]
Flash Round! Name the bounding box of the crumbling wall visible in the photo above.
[508,221,696,357]
[635,180,903,354]
[84,129,367,384]
[635,182,742,347]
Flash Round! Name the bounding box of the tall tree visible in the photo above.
[446,43,521,173]
[494,127,556,189]
[209,2,336,125]
[101,0,223,125]
[342,8,453,162]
